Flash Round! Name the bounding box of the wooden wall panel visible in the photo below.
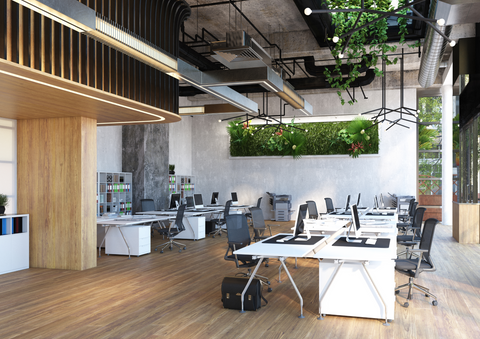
[17,117,97,270]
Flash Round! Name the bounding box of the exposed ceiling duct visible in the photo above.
[418,0,480,88]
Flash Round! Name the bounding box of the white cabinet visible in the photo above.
[105,225,151,256]
[0,214,29,275]
[97,172,133,216]
[175,216,205,240]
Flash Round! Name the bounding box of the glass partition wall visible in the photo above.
[459,114,480,203]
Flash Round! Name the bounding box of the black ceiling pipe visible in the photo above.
[303,55,373,77]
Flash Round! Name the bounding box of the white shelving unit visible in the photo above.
[168,174,195,203]
[97,172,132,216]
[0,214,29,275]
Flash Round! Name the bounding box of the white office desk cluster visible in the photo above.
[234,207,398,324]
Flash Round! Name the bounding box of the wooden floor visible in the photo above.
[1,222,480,339]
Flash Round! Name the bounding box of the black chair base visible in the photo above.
[155,239,187,253]
[395,277,438,307]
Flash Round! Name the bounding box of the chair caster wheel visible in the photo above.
[183,247,187,250]
[395,290,399,294]
[267,281,271,285]
[265,264,269,267]
[179,250,182,253]
[267,287,272,292]
[155,248,158,251]
[432,300,438,306]
[212,235,215,238]
[403,302,409,308]
[160,250,164,253]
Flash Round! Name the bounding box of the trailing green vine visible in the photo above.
[325,0,421,105]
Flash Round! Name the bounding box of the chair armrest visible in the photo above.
[406,248,428,253]
[397,241,419,247]
[228,241,244,246]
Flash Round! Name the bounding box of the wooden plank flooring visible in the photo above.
[0,222,479,338]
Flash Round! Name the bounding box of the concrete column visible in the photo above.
[122,124,170,213]
[442,63,453,225]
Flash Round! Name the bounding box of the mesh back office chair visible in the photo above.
[245,197,262,223]
[397,200,418,233]
[306,200,319,219]
[397,207,426,257]
[395,218,439,308]
[154,204,187,253]
[250,207,278,242]
[224,213,271,290]
[141,199,165,236]
[324,198,335,213]
[210,200,232,238]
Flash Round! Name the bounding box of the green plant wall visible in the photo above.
[228,118,379,158]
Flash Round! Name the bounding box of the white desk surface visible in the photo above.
[136,209,222,217]
[97,215,170,226]
[234,233,338,258]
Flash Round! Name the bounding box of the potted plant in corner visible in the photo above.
[0,194,8,215]
[169,164,175,175]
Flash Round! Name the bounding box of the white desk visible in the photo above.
[97,216,170,258]
[233,228,344,317]
[313,231,397,325]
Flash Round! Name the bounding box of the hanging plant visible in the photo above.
[325,0,420,105]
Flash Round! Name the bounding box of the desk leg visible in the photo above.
[117,227,131,259]
[240,257,264,313]
[318,260,344,320]
[362,262,389,326]
[280,258,304,319]
[98,225,111,258]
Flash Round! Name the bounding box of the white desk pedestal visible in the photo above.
[319,259,395,320]
[105,225,151,256]
[175,216,205,240]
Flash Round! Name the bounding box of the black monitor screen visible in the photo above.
[231,192,238,202]
[194,194,203,206]
[357,193,361,206]
[186,196,194,208]
[351,204,361,231]
[344,195,351,211]
[169,193,181,209]
[211,192,219,204]
[294,204,308,236]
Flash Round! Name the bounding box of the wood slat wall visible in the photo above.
[0,0,190,115]
[17,117,97,270]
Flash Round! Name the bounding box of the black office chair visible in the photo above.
[395,218,439,308]
[250,207,277,242]
[306,200,318,219]
[140,199,155,211]
[141,198,165,237]
[397,207,426,258]
[324,198,335,213]
[245,197,262,222]
[210,200,232,238]
[155,204,187,253]
[397,200,418,234]
[224,213,271,291]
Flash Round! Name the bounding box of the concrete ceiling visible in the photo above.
[180,0,477,96]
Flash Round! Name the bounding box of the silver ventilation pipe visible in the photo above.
[418,0,452,88]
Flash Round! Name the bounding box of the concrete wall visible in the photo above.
[97,126,122,172]
[178,88,417,219]
[169,114,193,176]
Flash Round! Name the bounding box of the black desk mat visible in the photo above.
[332,237,390,248]
[263,235,325,245]
[366,212,394,216]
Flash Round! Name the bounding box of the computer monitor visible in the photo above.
[169,193,181,209]
[373,195,379,209]
[231,192,238,205]
[346,204,362,243]
[380,193,385,208]
[186,196,195,208]
[276,204,310,242]
[344,195,351,212]
[211,192,219,205]
[194,193,204,208]
[357,193,361,207]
